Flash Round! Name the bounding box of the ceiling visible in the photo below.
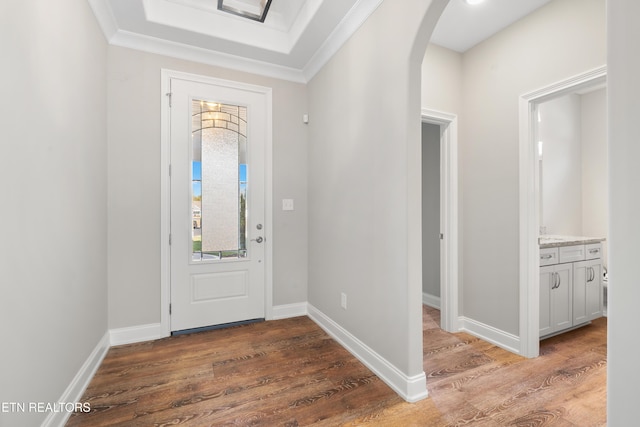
[431,0,553,52]
[88,0,554,83]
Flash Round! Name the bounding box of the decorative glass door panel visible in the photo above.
[191,100,248,262]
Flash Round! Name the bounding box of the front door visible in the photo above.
[169,77,268,332]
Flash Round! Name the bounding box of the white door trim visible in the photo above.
[421,109,459,332]
[160,69,273,337]
[518,65,607,358]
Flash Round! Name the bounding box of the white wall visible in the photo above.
[539,88,608,262]
[539,94,583,236]
[0,1,108,426]
[607,0,640,423]
[581,88,608,264]
[421,43,463,114]
[459,0,605,335]
[107,46,309,329]
[422,122,441,299]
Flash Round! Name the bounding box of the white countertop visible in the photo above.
[539,235,606,248]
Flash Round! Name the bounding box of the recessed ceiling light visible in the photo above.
[464,0,486,5]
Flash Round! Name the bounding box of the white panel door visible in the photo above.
[169,77,268,332]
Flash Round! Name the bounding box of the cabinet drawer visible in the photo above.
[559,245,586,263]
[540,248,559,266]
[585,243,602,260]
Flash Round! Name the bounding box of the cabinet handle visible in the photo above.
[589,249,599,254]
[557,273,561,289]
[541,254,553,260]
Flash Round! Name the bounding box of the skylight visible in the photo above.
[217,0,273,22]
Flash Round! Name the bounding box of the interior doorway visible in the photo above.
[421,109,459,333]
[518,66,607,357]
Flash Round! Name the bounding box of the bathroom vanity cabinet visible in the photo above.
[539,237,604,339]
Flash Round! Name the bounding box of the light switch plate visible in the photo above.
[282,199,294,211]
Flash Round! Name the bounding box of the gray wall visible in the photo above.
[459,0,606,335]
[422,122,441,299]
[608,0,640,423]
[107,47,309,329]
[0,0,108,426]
[307,0,447,378]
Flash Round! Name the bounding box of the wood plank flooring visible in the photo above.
[67,307,606,426]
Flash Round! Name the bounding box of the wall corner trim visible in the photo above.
[41,332,110,427]
[307,304,428,403]
[459,316,521,355]
[109,323,164,346]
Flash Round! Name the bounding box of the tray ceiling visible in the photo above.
[87,0,553,82]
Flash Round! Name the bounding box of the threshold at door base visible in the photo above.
[171,318,265,336]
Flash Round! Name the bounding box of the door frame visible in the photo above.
[518,65,606,358]
[421,109,459,332]
[160,69,273,337]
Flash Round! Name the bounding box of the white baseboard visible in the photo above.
[422,293,441,309]
[271,302,308,320]
[307,304,428,403]
[108,305,309,344]
[109,323,164,346]
[459,316,521,355]
[41,332,110,427]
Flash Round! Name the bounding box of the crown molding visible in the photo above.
[87,0,383,83]
[111,30,307,83]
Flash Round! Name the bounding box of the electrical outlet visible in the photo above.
[341,292,347,310]
[282,199,294,211]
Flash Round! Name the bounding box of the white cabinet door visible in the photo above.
[540,266,554,337]
[540,263,573,337]
[573,259,603,325]
[587,259,604,320]
[586,260,603,320]
[573,260,589,325]
[552,263,573,333]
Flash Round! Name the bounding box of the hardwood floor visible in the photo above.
[67,307,606,426]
